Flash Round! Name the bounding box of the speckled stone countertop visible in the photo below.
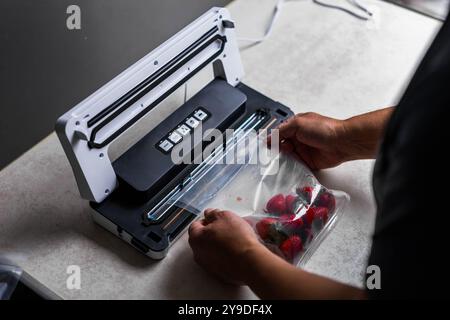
[0,0,441,299]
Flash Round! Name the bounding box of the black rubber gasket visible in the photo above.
[87,26,218,128]
[87,29,228,149]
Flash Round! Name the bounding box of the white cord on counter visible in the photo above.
[237,0,373,46]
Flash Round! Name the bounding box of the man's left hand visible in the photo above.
[188,208,267,285]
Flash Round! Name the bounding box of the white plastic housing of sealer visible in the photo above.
[55,7,244,203]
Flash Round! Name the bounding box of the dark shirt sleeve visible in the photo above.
[368,18,450,299]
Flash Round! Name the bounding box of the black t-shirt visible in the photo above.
[368,17,450,299]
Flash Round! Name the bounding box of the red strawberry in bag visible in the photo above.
[279,235,303,261]
[279,216,304,237]
[314,206,329,223]
[279,214,296,221]
[303,207,316,225]
[285,194,298,215]
[311,207,329,230]
[316,191,336,213]
[256,218,287,245]
[304,206,329,225]
[265,194,287,215]
[255,218,278,240]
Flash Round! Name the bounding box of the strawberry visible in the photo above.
[291,218,304,229]
[304,207,316,225]
[315,207,329,223]
[296,186,313,205]
[266,194,287,215]
[256,218,287,245]
[280,217,304,236]
[316,191,336,213]
[284,217,303,229]
[279,235,303,261]
[279,214,296,221]
[285,194,298,215]
[256,218,278,240]
[304,206,329,226]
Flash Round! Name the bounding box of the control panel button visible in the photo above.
[156,108,210,154]
[185,117,200,128]
[193,109,208,121]
[176,124,191,136]
[168,131,182,143]
[158,140,173,153]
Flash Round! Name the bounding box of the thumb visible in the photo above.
[280,113,329,149]
[188,220,204,239]
[277,115,301,140]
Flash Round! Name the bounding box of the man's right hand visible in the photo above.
[271,108,394,170]
[273,112,349,170]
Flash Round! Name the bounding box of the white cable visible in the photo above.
[351,0,373,16]
[237,0,286,44]
[237,0,373,46]
[313,0,372,20]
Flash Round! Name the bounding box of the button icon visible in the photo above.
[194,109,208,121]
[168,131,182,143]
[158,140,173,152]
[185,117,200,128]
[176,124,191,136]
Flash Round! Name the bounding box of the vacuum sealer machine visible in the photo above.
[56,7,293,259]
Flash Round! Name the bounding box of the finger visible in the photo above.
[276,117,298,140]
[277,112,308,130]
[204,208,215,216]
[188,220,204,239]
[279,139,294,154]
[269,114,304,147]
[203,208,221,224]
[292,115,333,150]
[278,134,312,166]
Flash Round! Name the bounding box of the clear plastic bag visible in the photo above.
[238,153,350,266]
[168,133,349,266]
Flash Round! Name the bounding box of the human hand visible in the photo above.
[270,109,394,169]
[270,112,349,170]
[188,208,269,285]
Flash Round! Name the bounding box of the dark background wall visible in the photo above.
[0,0,230,170]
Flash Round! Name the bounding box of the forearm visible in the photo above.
[244,246,365,299]
[340,107,394,160]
